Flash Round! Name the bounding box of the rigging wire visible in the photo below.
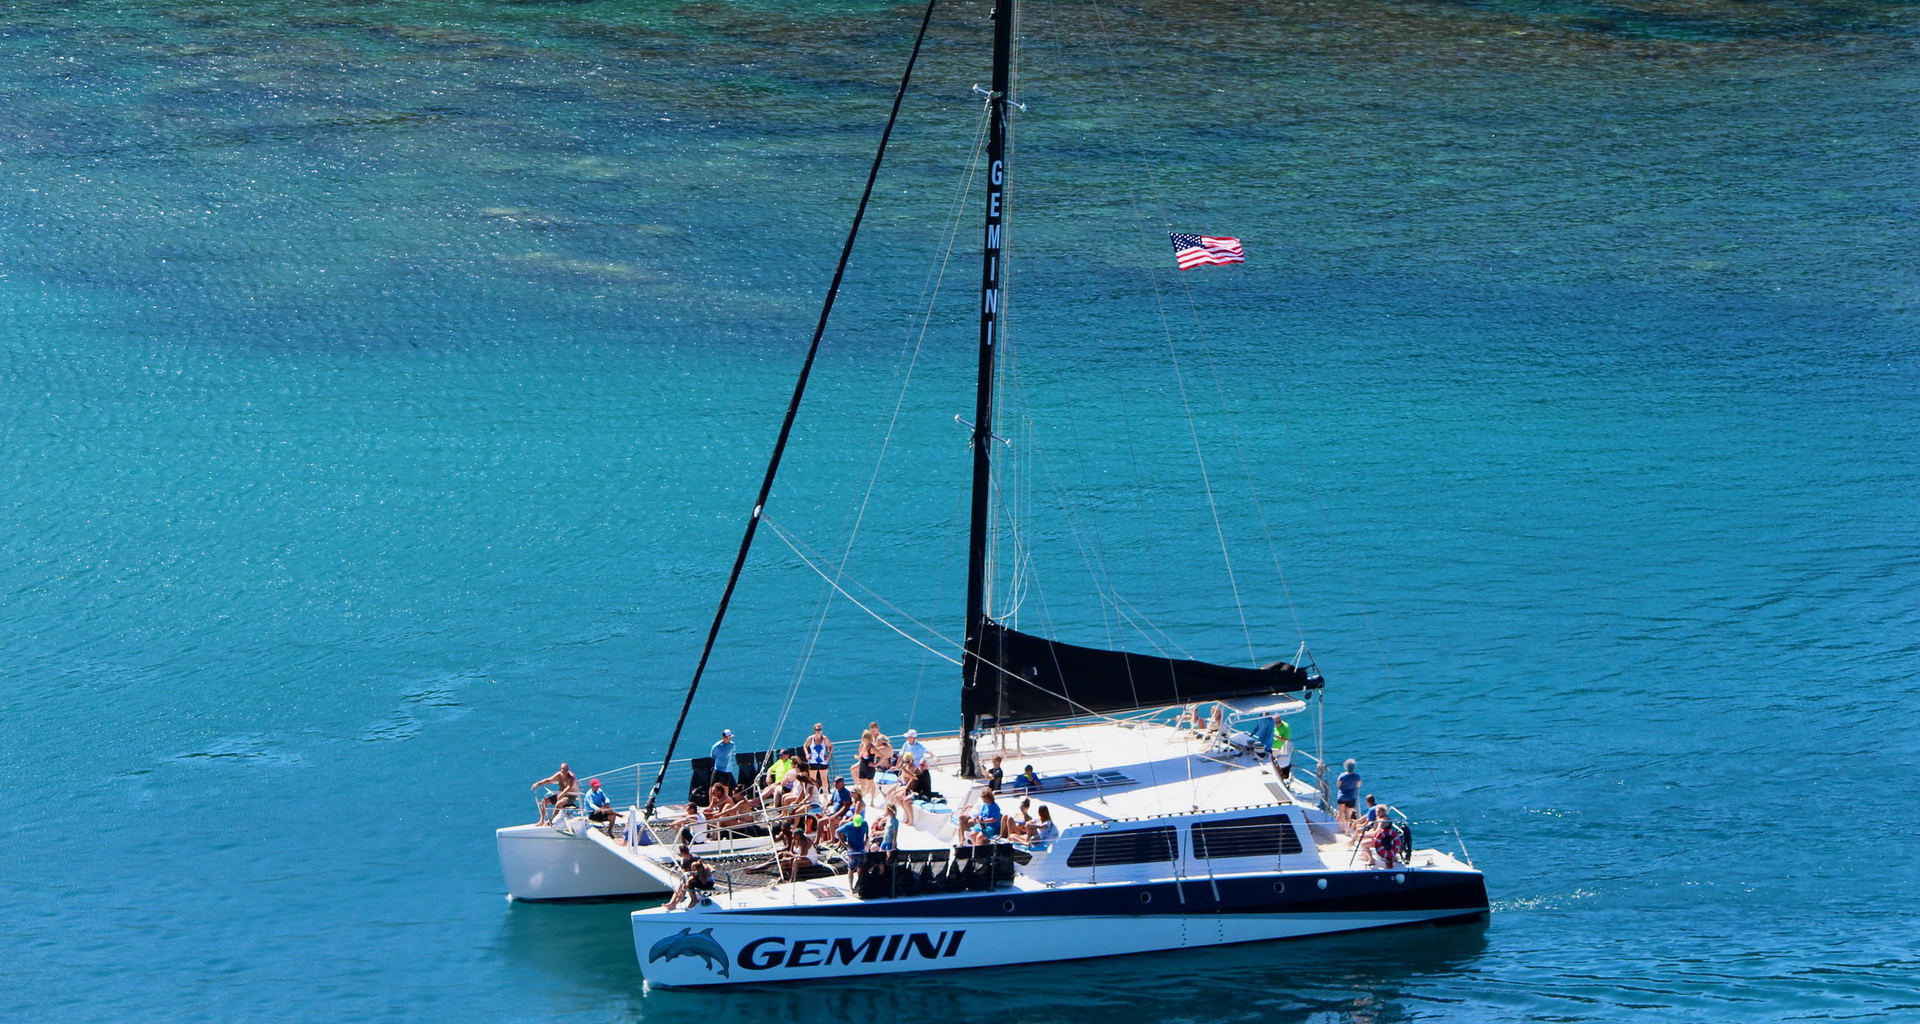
[1072,0,1284,666]
[764,517,964,668]
[1076,1,1372,678]
[767,103,995,750]
[642,0,943,815]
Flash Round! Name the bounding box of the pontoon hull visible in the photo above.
[497,823,671,900]
[632,869,1488,987]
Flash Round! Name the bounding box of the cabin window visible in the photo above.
[1192,815,1304,859]
[1064,825,1178,868]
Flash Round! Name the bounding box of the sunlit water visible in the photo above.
[2,1,1915,1021]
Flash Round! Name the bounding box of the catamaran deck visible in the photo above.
[543,715,1469,912]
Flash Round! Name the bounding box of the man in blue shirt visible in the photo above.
[1007,764,1042,792]
[836,811,869,868]
[710,729,737,788]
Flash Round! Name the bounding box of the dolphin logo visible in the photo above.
[647,927,730,978]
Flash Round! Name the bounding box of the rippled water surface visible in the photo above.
[2,1,1915,1021]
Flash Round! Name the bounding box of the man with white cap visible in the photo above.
[899,729,934,798]
[710,728,738,788]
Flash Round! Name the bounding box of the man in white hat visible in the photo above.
[899,729,933,798]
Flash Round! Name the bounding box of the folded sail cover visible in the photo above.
[962,620,1320,726]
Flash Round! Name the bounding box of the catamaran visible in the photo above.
[497,0,1487,987]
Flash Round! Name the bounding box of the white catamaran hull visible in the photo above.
[497,823,671,900]
[633,907,1481,988]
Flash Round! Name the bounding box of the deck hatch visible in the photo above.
[1064,825,1178,868]
[1192,814,1304,859]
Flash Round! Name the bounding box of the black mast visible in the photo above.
[960,0,1015,779]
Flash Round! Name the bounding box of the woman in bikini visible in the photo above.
[856,723,881,802]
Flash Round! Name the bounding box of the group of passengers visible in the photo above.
[665,724,1068,898]
[955,785,1058,847]
[1331,757,1405,867]
[530,763,619,826]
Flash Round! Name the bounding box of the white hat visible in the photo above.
[905,729,918,738]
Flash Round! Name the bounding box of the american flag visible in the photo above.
[1170,233,1245,270]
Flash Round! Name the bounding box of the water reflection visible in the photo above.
[497,896,659,997]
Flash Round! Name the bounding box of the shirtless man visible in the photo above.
[530,762,578,825]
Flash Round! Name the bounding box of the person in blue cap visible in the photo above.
[710,728,737,788]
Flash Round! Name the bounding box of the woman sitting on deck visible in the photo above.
[1002,797,1036,842]
[882,759,921,827]
[774,823,822,881]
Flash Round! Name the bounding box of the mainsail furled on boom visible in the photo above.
[962,620,1320,727]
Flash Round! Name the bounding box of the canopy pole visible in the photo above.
[643,0,942,815]
[960,0,1016,781]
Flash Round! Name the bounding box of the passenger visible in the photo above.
[803,723,833,786]
[1247,713,1276,751]
[584,778,617,822]
[899,729,935,799]
[883,759,920,827]
[1003,797,1035,841]
[1175,703,1201,731]
[1206,703,1226,742]
[530,762,578,825]
[872,802,899,853]
[664,847,715,910]
[670,802,710,846]
[899,729,931,768]
[1271,733,1294,787]
[775,823,820,881]
[823,776,854,826]
[789,773,819,815]
[1360,797,1399,867]
[763,765,813,816]
[709,729,738,788]
[836,808,869,869]
[1028,805,1058,847]
[702,782,755,832]
[764,749,798,790]
[1007,764,1042,792]
[969,788,1003,845]
[856,730,881,803]
[986,754,1005,792]
[1335,759,1362,831]
[871,731,895,774]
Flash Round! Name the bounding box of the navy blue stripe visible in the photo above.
[718,869,1488,920]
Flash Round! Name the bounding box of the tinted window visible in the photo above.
[1192,815,1304,859]
[1064,825,1178,868]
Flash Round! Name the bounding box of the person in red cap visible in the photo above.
[584,777,616,822]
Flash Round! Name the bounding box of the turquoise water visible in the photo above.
[2,1,1915,1020]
